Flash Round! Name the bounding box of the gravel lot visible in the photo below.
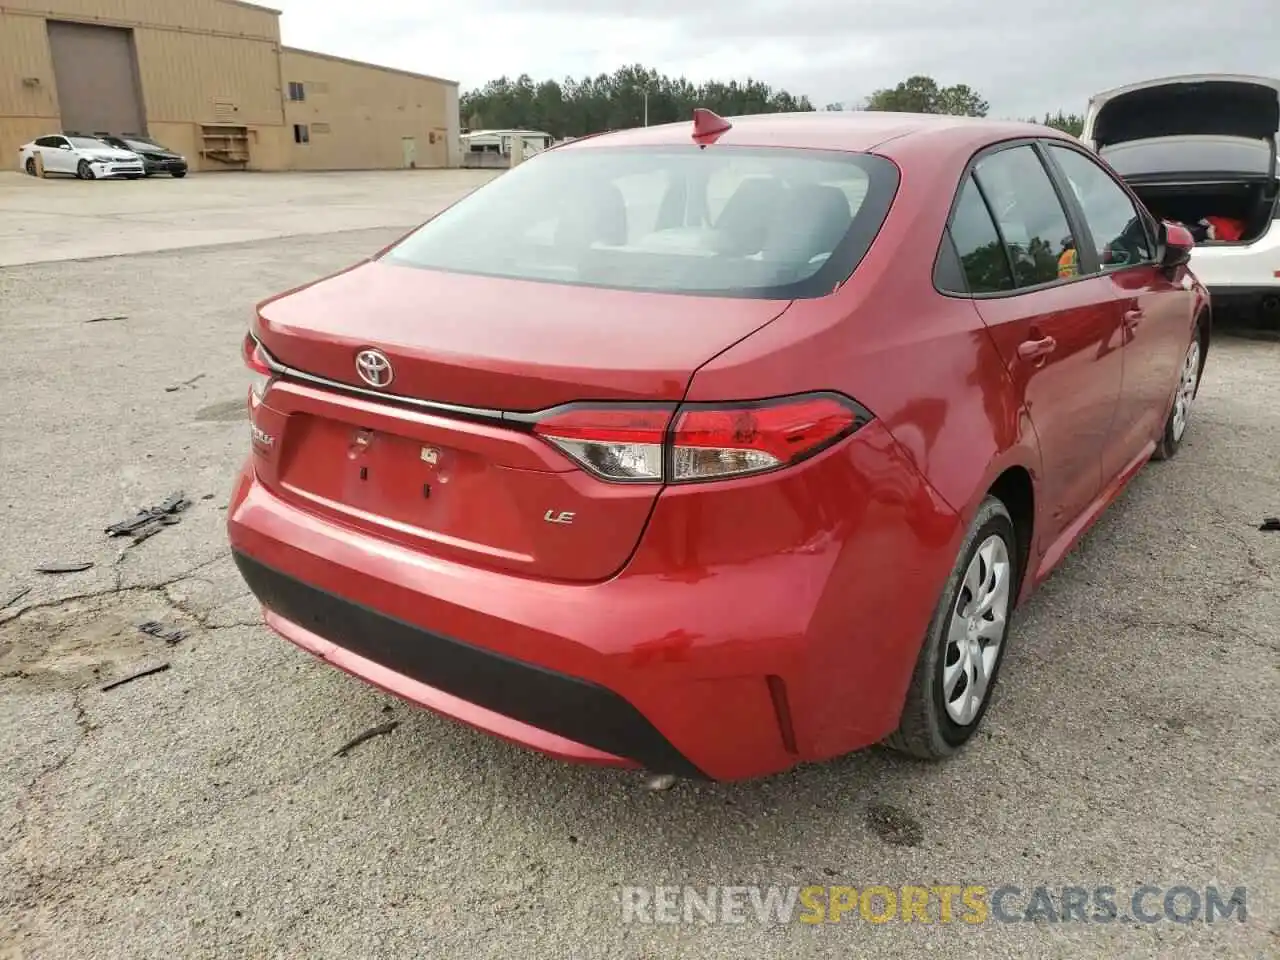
[0,171,1277,959]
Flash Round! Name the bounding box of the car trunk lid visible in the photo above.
[1085,75,1280,149]
[249,261,792,582]
[255,259,789,411]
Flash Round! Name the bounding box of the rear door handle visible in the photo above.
[1017,336,1057,363]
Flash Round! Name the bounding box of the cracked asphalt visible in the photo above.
[1,171,1278,959]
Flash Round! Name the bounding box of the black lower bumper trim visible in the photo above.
[1207,285,1280,305]
[232,551,705,778]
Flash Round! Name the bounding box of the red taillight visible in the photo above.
[531,394,867,484]
[532,406,673,482]
[242,332,273,404]
[671,396,861,481]
[242,332,271,374]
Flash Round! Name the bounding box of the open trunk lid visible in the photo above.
[249,260,792,583]
[1084,75,1280,149]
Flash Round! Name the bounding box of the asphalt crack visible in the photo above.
[0,552,233,628]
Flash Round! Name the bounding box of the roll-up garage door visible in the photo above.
[47,20,146,135]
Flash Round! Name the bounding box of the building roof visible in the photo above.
[217,0,283,15]
[281,46,457,87]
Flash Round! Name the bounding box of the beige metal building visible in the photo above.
[0,0,461,172]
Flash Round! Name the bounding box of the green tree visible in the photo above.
[1026,110,1085,137]
[865,75,989,116]
[460,64,815,138]
[960,240,1013,291]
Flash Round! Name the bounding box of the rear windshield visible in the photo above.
[1102,136,1275,178]
[382,146,900,299]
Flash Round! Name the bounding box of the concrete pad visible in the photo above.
[0,169,499,266]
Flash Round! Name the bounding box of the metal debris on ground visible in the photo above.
[35,561,94,574]
[105,492,192,543]
[1260,517,1280,532]
[334,721,400,757]
[138,620,189,645]
[644,774,679,792]
[100,662,171,692]
[165,373,207,393]
[85,315,127,324]
[0,587,31,610]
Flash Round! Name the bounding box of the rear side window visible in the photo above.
[382,146,901,299]
[947,175,1015,293]
[1048,145,1153,269]
[974,145,1079,288]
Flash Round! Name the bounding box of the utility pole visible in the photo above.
[643,88,650,127]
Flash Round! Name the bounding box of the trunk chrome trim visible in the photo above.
[255,338,510,423]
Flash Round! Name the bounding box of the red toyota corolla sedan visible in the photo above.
[228,110,1210,781]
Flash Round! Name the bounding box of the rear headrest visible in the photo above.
[763,184,852,263]
[555,180,628,248]
[713,177,786,256]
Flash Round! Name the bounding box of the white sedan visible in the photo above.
[18,134,145,180]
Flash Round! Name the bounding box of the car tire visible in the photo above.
[1151,323,1206,462]
[884,495,1018,760]
[76,160,94,180]
[171,170,187,179]
[24,157,37,177]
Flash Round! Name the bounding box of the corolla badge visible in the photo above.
[355,349,394,388]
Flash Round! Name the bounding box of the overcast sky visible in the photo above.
[269,0,1275,119]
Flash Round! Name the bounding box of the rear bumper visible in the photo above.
[227,419,962,781]
[233,549,703,776]
[1188,224,1280,293]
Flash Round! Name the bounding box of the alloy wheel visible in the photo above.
[1170,339,1201,443]
[942,534,1011,725]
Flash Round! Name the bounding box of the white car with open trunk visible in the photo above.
[1083,74,1280,325]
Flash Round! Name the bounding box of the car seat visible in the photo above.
[762,183,853,267]
[554,180,628,250]
[712,177,786,256]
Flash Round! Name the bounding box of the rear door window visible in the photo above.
[1048,145,1154,269]
[974,145,1080,288]
[947,175,1016,293]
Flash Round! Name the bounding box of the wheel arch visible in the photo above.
[1194,302,1211,379]
[987,465,1035,606]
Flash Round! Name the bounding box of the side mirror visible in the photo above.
[1160,220,1194,270]
[58,143,72,150]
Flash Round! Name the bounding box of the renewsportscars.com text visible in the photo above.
[620,884,1248,926]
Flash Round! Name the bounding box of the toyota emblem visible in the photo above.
[355,349,393,388]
